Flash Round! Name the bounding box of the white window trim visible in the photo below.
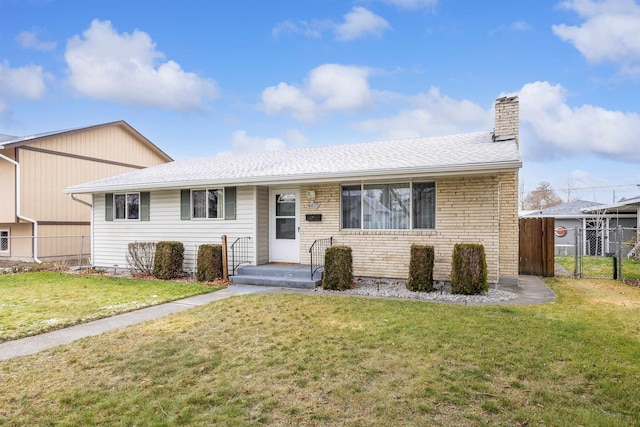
[191,188,224,220]
[340,181,436,231]
[114,193,141,221]
[0,230,9,253]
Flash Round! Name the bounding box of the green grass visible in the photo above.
[556,255,640,279]
[0,272,219,343]
[1,277,640,426]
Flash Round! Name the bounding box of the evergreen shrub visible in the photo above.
[153,241,184,280]
[407,244,435,292]
[322,246,353,291]
[196,244,223,282]
[450,243,488,295]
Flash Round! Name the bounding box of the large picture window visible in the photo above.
[192,189,223,219]
[341,182,435,230]
[0,230,8,253]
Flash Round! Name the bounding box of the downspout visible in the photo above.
[69,193,93,267]
[0,152,42,263]
[70,193,92,208]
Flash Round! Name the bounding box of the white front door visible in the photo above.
[269,189,300,263]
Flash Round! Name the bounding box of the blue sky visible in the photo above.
[2,0,640,204]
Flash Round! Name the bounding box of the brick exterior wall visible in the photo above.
[495,96,519,146]
[300,171,520,283]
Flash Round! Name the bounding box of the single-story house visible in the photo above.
[63,96,521,285]
[521,199,638,256]
[0,121,172,262]
[582,196,640,258]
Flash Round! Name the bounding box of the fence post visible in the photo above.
[574,226,579,278]
[78,235,85,267]
[617,225,623,281]
[221,235,228,280]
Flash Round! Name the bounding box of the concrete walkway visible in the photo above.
[0,276,554,361]
[495,275,557,306]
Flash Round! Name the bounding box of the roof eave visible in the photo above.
[63,160,522,194]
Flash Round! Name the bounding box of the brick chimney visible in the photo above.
[494,95,519,147]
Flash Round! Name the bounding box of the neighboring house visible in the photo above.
[0,121,172,262]
[521,199,638,256]
[63,96,521,285]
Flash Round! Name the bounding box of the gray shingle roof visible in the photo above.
[0,134,18,144]
[0,128,81,147]
[522,199,602,217]
[64,131,521,194]
[582,195,640,214]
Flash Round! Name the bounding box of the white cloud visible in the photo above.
[262,82,318,121]
[261,64,373,122]
[490,20,533,35]
[378,0,438,10]
[510,20,533,31]
[272,19,333,39]
[518,81,640,161]
[552,0,640,71]
[16,30,57,51]
[65,19,219,111]
[273,7,390,41]
[0,61,48,118]
[231,130,286,153]
[355,87,491,139]
[334,7,391,41]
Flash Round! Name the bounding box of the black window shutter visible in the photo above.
[225,187,236,220]
[105,193,113,221]
[140,192,150,221]
[180,189,191,220]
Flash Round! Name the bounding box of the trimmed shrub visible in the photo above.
[126,242,156,276]
[407,244,435,292]
[450,243,488,295]
[153,241,184,280]
[196,244,223,282]
[322,246,353,291]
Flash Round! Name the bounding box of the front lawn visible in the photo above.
[0,272,219,342]
[1,277,639,426]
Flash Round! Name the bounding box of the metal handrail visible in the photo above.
[230,237,251,276]
[309,237,332,279]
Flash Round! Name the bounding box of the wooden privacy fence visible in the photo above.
[519,217,555,277]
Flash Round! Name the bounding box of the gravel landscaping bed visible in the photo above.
[317,277,518,304]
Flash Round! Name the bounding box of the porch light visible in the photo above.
[306,191,316,202]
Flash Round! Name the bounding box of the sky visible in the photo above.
[2,0,640,205]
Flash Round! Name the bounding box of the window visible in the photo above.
[192,189,222,219]
[180,187,236,220]
[105,192,149,221]
[341,185,361,229]
[0,230,8,253]
[114,193,140,220]
[341,182,435,230]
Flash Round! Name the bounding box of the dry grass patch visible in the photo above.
[0,272,219,342]
[0,278,639,426]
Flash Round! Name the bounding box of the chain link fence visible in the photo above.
[0,235,90,268]
[555,226,640,281]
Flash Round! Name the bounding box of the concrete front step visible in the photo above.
[232,264,322,289]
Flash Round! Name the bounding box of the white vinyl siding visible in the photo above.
[255,186,269,265]
[92,187,256,271]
